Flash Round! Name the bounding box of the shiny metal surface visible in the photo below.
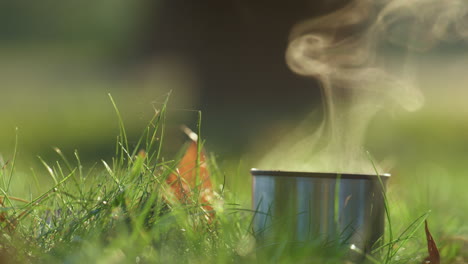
[251,169,389,253]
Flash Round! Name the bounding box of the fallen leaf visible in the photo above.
[165,127,215,219]
[422,220,440,264]
[0,196,6,223]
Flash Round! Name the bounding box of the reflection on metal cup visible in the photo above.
[251,168,389,256]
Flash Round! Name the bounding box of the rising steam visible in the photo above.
[259,0,468,173]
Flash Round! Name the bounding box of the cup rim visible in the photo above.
[250,168,390,180]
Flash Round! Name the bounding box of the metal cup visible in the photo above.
[251,168,389,256]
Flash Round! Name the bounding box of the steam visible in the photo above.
[259,0,468,173]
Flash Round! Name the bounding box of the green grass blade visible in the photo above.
[6,127,19,192]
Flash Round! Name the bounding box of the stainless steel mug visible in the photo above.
[251,168,389,255]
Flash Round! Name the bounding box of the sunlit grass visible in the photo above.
[0,96,466,263]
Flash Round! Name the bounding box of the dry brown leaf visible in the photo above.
[422,220,440,264]
[0,196,6,224]
[165,128,215,219]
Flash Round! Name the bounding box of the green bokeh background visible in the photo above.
[0,2,467,250]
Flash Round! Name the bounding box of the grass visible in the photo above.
[0,96,466,263]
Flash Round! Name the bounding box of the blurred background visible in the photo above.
[0,0,335,162]
[1,0,468,211]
